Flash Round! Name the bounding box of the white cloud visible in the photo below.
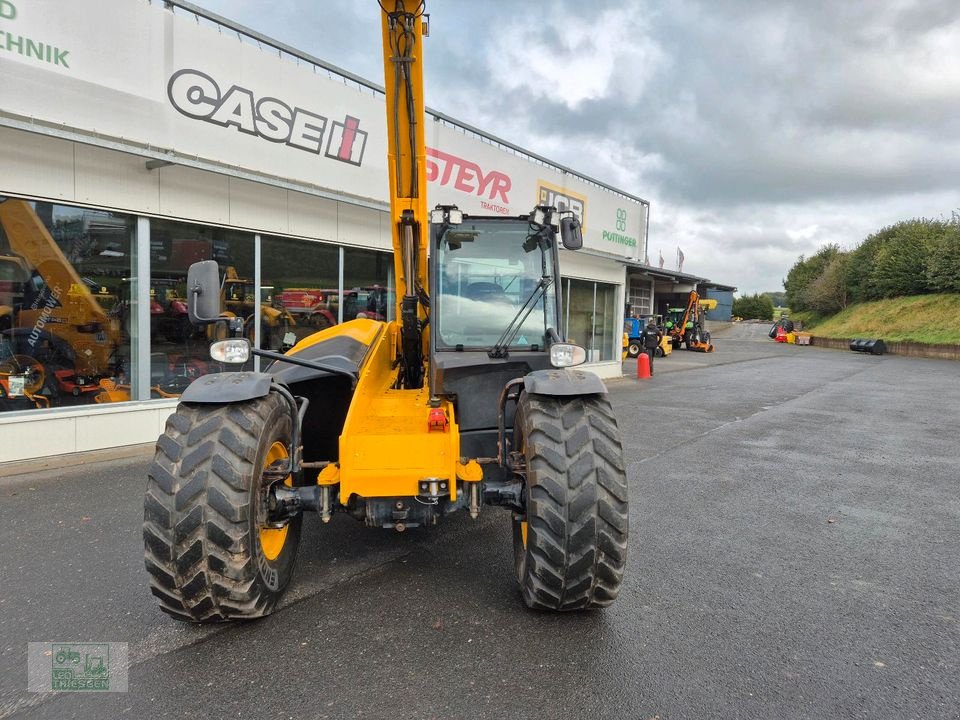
[488,6,666,109]
[786,225,820,242]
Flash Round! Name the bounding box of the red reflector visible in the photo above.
[427,408,448,432]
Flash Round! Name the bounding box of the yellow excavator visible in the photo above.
[0,198,123,397]
[143,1,628,621]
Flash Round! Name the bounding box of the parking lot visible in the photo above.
[1,323,958,719]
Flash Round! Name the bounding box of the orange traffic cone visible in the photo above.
[637,352,651,379]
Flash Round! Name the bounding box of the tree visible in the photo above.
[849,219,951,300]
[784,245,840,311]
[870,220,932,298]
[763,291,786,307]
[783,216,959,322]
[804,252,851,314]
[926,217,960,293]
[732,293,774,320]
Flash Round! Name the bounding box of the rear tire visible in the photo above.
[627,342,641,358]
[511,392,629,610]
[143,393,302,622]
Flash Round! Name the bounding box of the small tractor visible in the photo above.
[143,1,629,621]
[624,316,672,358]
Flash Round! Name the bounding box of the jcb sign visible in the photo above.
[537,181,587,230]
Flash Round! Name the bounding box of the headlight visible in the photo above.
[210,338,251,364]
[550,343,586,368]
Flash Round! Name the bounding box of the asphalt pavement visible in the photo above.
[1,323,958,719]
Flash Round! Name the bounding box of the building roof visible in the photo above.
[624,261,739,293]
[623,261,708,284]
[700,282,738,292]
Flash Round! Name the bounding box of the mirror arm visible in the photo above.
[251,348,357,382]
[188,286,221,325]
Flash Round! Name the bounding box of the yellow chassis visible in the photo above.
[285,319,482,501]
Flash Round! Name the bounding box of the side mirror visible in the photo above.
[560,216,583,250]
[186,260,221,325]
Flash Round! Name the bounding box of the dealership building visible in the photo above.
[0,0,727,464]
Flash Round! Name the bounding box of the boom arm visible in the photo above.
[380,1,429,389]
[0,198,112,330]
[680,290,700,331]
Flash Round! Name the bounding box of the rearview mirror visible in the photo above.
[186,260,221,325]
[560,216,583,250]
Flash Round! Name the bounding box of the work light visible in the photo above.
[549,343,586,368]
[210,338,251,364]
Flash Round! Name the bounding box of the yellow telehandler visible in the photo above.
[143,1,628,620]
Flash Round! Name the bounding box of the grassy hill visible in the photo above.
[800,294,960,345]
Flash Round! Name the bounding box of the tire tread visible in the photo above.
[143,394,297,623]
[516,393,629,610]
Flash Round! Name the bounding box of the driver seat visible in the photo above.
[465,282,509,303]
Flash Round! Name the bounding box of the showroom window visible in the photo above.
[0,199,398,413]
[343,246,394,324]
[0,199,136,411]
[563,278,619,362]
[261,235,339,347]
[148,219,254,385]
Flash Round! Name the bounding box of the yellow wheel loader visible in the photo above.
[143,1,628,621]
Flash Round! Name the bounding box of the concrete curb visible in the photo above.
[0,442,155,480]
[811,336,960,361]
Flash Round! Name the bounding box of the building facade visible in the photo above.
[0,0,652,463]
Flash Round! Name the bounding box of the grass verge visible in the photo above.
[805,294,960,344]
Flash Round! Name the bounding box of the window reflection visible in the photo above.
[262,235,339,345]
[343,247,393,324]
[0,199,134,411]
[564,278,617,362]
[149,219,254,386]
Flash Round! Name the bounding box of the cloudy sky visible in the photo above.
[195,0,960,294]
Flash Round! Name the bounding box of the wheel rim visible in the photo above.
[259,441,291,561]
[0,355,45,394]
[520,519,528,548]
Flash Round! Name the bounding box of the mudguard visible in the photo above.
[180,371,273,403]
[522,368,607,396]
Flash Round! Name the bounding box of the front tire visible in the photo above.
[143,393,302,622]
[512,392,629,610]
[627,342,641,358]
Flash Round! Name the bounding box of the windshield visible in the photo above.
[435,219,557,350]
